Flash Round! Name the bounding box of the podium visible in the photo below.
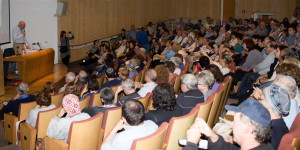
[3,48,55,84]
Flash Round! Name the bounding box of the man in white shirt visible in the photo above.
[12,21,26,55]
[137,69,157,97]
[59,72,76,93]
[115,39,127,57]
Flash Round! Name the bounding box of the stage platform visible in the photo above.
[0,63,68,103]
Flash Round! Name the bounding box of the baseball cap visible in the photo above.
[263,84,290,117]
[225,98,271,127]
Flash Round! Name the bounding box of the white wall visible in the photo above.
[1,0,58,63]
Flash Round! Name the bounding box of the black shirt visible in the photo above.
[177,90,204,115]
[145,107,182,126]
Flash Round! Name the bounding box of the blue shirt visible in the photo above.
[163,49,176,61]
[12,26,25,43]
[136,31,149,45]
[286,34,297,46]
[99,78,122,91]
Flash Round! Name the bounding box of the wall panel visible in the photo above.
[235,0,296,21]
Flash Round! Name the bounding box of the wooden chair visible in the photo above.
[79,96,90,109]
[173,75,181,94]
[196,93,215,122]
[140,69,147,83]
[207,84,225,128]
[278,113,300,150]
[168,75,177,86]
[4,101,37,144]
[90,93,103,107]
[131,122,169,150]
[134,70,145,82]
[214,77,231,124]
[111,84,120,94]
[97,75,106,87]
[135,93,152,112]
[148,98,155,111]
[20,106,61,150]
[51,92,64,106]
[163,106,200,150]
[99,106,122,145]
[44,112,104,150]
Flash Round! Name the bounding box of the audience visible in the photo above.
[82,88,117,116]
[26,91,55,127]
[102,99,158,150]
[46,94,90,142]
[177,74,204,115]
[0,82,35,120]
[59,72,76,93]
[197,70,215,101]
[116,78,141,106]
[136,69,158,97]
[183,99,273,150]
[75,70,88,86]
[80,76,99,99]
[154,65,169,83]
[145,83,182,125]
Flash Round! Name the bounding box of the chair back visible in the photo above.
[131,122,169,150]
[214,76,231,124]
[36,106,62,138]
[97,75,106,87]
[135,70,145,82]
[148,98,155,111]
[4,101,37,144]
[19,101,38,121]
[68,113,104,150]
[90,93,103,107]
[79,96,90,109]
[51,92,64,106]
[140,69,147,83]
[173,75,181,94]
[163,106,200,150]
[207,84,225,128]
[100,107,122,144]
[111,84,120,94]
[135,93,152,112]
[278,113,300,150]
[196,93,215,122]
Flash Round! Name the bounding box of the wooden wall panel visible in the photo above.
[235,0,296,21]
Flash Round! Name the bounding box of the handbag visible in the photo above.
[60,46,68,53]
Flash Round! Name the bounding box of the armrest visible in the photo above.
[4,113,18,144]
[44,136,68,150]
[20,122,37,150]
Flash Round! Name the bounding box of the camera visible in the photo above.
[69,31,72,34]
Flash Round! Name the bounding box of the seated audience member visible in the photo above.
[46,94,90,142]
[192,56,210,74]
[75,70,88,86]
[206,64,224,93]
[64,81,80,95]
[127,59,139,79]
[115,39,128,57]
[81,40,100,66]
[100,67,128,91]
[256,22,269,36]
[95,53,114,77]
[102,99,158,150]
[197,70,215,101]
[177,74,204,115]
[183,99,273,150]
[170,57,183,75]
[117,28,128,40]
[252,82,291,150]
[26,92,56,127]
[154,65,170,83]
[0,82,35,120]
[59,72,76,93]
[154,41,176,61]
[145,83,182,125]
[166,62,177,82]
[137,69,158,97]
[80,76,99,99]
[42,82,55,94]
[116,78,141,106]
[230,39,263,86]
[215,51,232,75]
[82,88,117,117]
[173,30,183,43]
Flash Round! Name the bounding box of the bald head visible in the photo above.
[18,21,26,29]
[145,69,157,82]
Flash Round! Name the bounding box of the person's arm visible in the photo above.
[46,109,68,140]
[102,120,124,146]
